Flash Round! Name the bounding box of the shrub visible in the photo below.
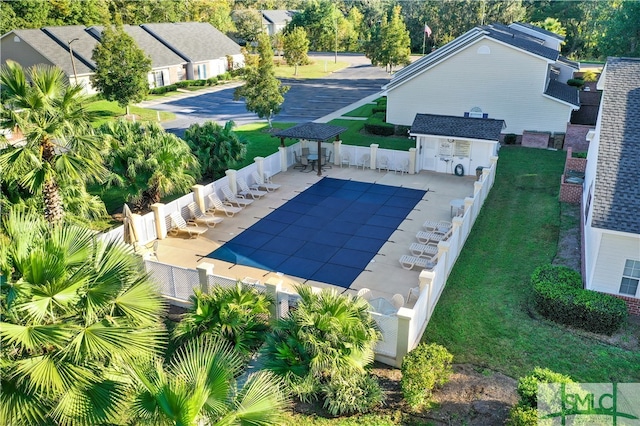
[372,107,387,114]
[400,343,453,410]
[195,79,207,86]
[531,264,582,289]
[581,70,598,82]
[567,78,585,88]
[206,77,218,86]
[149,86,167,95]
[516,367,573,409]
[322,374,384,416]
[504,133,517,145]
[394,125,410,136]
[376,97,387,107]
[176,80,190,88]
[507,404,538,426]
[533,280,628,334]
[364,122,395,136]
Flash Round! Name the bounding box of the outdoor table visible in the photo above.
[368,297,397,315]
[307,154,318,171]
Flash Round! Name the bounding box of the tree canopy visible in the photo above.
[91,22,152,109]
[283,26,310,76]
[234,33,290,127]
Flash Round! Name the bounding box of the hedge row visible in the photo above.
[149,72,235,94]
[531,265,628,335]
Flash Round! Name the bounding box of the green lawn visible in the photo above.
[341,102,377,118]
[273,59,350,79]
[87,99,175,127]
[423,146,640,383]
[327,119,415,151]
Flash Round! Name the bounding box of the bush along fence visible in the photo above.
[99,144,498,367]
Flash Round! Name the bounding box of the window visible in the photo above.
[152,71,164,88]
[619,259,640,296]
[197,64,207,79]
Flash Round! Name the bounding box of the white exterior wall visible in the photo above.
[387,38,573,134]
[414,135,496,175]
[588,232,640,298]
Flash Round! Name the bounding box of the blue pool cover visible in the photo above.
[206,177,426,288]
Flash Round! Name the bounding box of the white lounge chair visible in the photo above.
[251,170,281,192]
[168,212,207,239]
[206,193,243,217]
[237,177,267,199]
[416,227,453,245]
[221,185,254,208]
[409,242,438,257]
[187,202,223,228]
[399,254,438,271]
[356,288,372,301]
[422,220,452,233]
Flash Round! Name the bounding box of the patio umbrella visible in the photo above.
[122,203,139,247]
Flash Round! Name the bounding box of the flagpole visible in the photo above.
[422,23,426,55]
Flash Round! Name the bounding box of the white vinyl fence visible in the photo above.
[99,140,497,367]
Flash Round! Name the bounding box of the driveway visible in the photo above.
[143,53,391,136]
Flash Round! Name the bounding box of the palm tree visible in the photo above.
[262,286,380,396]
[127,336,290,426]
[173,283,272,356]
[0,208,166,425]
[0,60,106,223]
[100,120,200,212]
[184,120,247,180]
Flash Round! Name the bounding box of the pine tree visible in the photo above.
[91,21,151,110]
[234,33,290,128]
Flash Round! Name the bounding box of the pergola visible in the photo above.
[273,122,347,176]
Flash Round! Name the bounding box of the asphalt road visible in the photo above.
[147,53,391,137]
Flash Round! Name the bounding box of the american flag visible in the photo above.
[424,24,432,37]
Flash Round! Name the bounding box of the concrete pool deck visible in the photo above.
[151,165,475,307]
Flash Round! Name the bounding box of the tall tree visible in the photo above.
[287,0,340,51]
[0,61,106,224]
[100,120,200,212]
[283,26,310,76]
[127,336,290,426]
[0,209,166,425]
[184,120,247,180]
[234,33,290,128]
[91,22,152,110]
[232,8,264,45]
[599,0,640,58]
[381,5,411,72]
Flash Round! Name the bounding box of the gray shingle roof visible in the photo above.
[141,22,241,62]
[511,22,565,41]
[410,114,505,141]
[557,55,580,69]
[545,79,580,106]
[481,24,559,61]
[261,10,297,25]
[591,57,640,234]
[41,25,98,69]
[273,122,347,141]
[9,29,93,75]
[87,25,184,68]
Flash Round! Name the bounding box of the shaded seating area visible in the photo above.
[273,122,347,177]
